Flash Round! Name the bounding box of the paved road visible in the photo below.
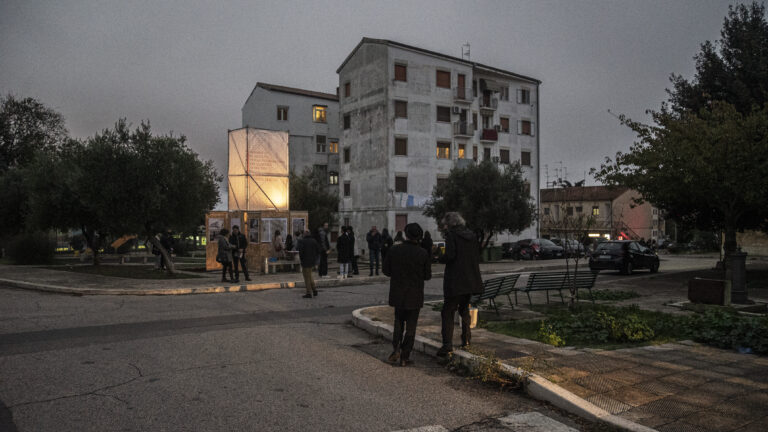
[0,277,593,432]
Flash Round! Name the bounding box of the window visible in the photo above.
[316,135,326,153]
[344,181,351,197]
[436,106,451,122]
[344,82,350,97]
[395,214,408,232]
[499,149,510,164]
[567,207,574,216]
[517,88,531,104]
[313,105,327,123]
[394,63,407,81]
[544,207,550,216]
[472,146,478,161]
[576,206,583,213]
[313,164,327,179]
[518,120,534,136]
[472,112,477,128]
[344,217,350,227]
[395,137,407,156]
[592,206,600,216]
[277,106,288,121]
[343,114,351,130]
[653,208,658,215]
[483,147,491,161]
[436,70,451,88]
[395,100,407,118]
[329,171,339,185]
[500,117,510,133]
[458,144,465,159]
[343,147,350,163]
[521,150,531,166]
[329,140,338,153]
[436,141,451,159]
[395,175,407,193]
[500,87,509,101]
[482,114,491,129]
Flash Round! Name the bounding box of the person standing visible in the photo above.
[297,230,320,298]
[366,226,382,276]
[272,230,285,259]
[436,212,483,357]
[336,226,354,279]
[216,228,235,283]
[348,226,359,276]
[317,223,331,277]
[421,231,434,260]
[381,228,393,261]
[229,225,251,282]
[382,223,431,366]
[393,231,404,245]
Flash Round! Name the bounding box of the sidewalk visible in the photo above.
[0,259,568,295]
[354,302,768,432]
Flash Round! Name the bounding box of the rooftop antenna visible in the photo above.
[461,42,470,60]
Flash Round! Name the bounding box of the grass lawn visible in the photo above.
[45,265,201,279]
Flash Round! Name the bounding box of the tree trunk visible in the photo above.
[147,235,176,274]
[721,226,738,273]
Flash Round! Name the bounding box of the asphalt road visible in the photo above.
[0,276,592,432]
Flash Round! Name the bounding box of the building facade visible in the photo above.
[540,186,665,244]
[242,83,340,195]
[337,38,541,243]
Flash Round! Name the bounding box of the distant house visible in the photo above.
[241,82,340,195]
[540,186,664,243]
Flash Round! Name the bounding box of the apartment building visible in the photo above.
[337,38,541,241]
[242,82,340,194]
[540,186,665,243]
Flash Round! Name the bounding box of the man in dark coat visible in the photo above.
[317,222,331,277]
[229,225,251,282]
[366,226,383,276]
[382,223,432,366]
[297,230,321,298]
[437,212,483,357]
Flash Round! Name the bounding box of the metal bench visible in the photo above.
[470,276,506,314]
[517,271,598,307]
[264,258,300,274]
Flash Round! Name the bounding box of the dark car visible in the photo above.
[589,240,660,274]
[551,238,587,258]
[518,238,564,260]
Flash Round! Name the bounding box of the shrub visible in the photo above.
[7,231,56,264]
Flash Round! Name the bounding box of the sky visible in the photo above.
[1,0,739,208]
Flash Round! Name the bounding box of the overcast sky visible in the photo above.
[1,0,739,208]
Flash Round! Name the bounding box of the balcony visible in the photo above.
[479,95,498,112]
[453,121,474,137]
[453,87,473,103]
[480,128,498,142]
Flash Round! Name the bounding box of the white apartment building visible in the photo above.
[337,38,540,242]
[242,82,340,194]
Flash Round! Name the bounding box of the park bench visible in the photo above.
[264,258,300,274]
[470,274,521,315]
[516,271,598,307]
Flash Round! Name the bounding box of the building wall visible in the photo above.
[242,87,340,189]
[612,190,664,242]
[339,40,540,247]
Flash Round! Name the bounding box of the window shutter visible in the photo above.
[531,122,536,137]
[517,120,522,134]
[516,89,522,104]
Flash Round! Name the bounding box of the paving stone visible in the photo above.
[557,380,594,399]
[545,366,591,383]
[696,380,751,397]
[659,372,712,388]
[603,385,664,407]
[634,379,687,396]
[618,408,673,428]
[670,388,727,407]
[725,376,768,391]
[687,368,730,381]
[585,394,633,414]
[733,416,768,432]
[656,420,714,432]
[711,364,753,376]
[638,397,701,418]
[673,357,721,369]
[601,369,648,385]
[650,360,693,371]
[573,374,626,393]
[680,410,750,432]
[629,364,674,378]
[712,394,768,421]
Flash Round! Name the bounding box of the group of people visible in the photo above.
[215,225,251,283]
[382,212,482,366]
[365,226,434,276]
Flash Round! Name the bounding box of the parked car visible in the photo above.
[518,238,564,260]
[589,240,660,274]
[550,238,587,257]
[431,241,446,262]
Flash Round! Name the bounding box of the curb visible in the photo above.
[351,307,657,432]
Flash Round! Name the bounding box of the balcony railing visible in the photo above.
[453,87,473,103]
[479,96,498,111]
[453,121,474,137]
[480,128,498,142]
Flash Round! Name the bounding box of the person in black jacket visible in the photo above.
[229,225,251,282]
[336,226,354,279]
[366,226,382,276]
[382,223,431,366]
[297,230,320,298]
[436,212,483,357]
[421,231,433,259]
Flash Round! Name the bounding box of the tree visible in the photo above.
[27,120,221,270]
[593,3,768,260]
[0,95,69,237]
[289,168,339,230]
[424,161,535,250]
